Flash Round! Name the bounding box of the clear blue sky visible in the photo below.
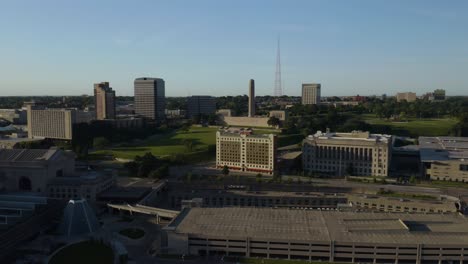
[1,0,467,97]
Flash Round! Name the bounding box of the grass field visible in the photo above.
[378,192,437,200]
[421,180,468,189]
[49,241,114,264]
[363,115,457,137]
[93,126,217,160]
[93,126,298,161]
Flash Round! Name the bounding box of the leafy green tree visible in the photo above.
[273,170,282,183]
[222,165,230,176]
[256,173,262,184]
[207,114,219,125]
[267,116,281,127]
[399,111,407,121]
[93,137,110,149]
[124,161,139,176]
[186,172,192,184]
[148,165,169,179]
[183,138,194,152]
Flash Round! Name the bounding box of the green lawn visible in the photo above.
[93,126,297,160]
[363,115,457,137]
[49,241,114,264]
[378,191,437,200]
[119,228,145,239]
[421,180,468,189]
[93,126,217,160]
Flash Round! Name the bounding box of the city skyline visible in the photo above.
[1,1,468,97]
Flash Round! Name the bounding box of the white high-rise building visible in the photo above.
[216,131,276,174]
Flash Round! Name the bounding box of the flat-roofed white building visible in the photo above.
[216,131,276,174]
[303,130,392,177]
[419,136,468,182]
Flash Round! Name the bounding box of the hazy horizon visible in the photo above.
[1,0,467,97]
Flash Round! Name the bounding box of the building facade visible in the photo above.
[347,194,458,214]
[216,131,276,174]
[99,117,144,129]
[134,77,165,121]
[168,189,346,209]
[269,110,288,121]
[396,92,417,102]
[303,131,392,177]
[0,149,75,193]
[216,109,232,117]
[0,148,115,201]
[186,96,216,118]
[301,83,321,105]
[94,82,116,120]
[27,105,75,140]
[419,136,468,182]
[0,109,27,124]
[47,172,115,202]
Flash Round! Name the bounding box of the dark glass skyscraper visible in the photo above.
[134,77,165,121]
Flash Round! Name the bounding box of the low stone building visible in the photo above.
[303,130,392,177]
[0,148,115,201]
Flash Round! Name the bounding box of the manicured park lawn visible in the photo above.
[93,126,217,160]
[49,241,113,264]
[363,115,457,137]
[93,126,294,160]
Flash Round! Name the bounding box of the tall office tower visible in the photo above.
[301,83,321,105]
[94,82,116,120]
[187,96,216,118]
[248,79,255,117]
[134,77,166,121]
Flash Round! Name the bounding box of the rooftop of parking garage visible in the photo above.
[347,194,453,205]
[172,189,347,199]
[171,207,468,244]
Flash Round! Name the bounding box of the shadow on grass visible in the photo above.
[110,147,151,152]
